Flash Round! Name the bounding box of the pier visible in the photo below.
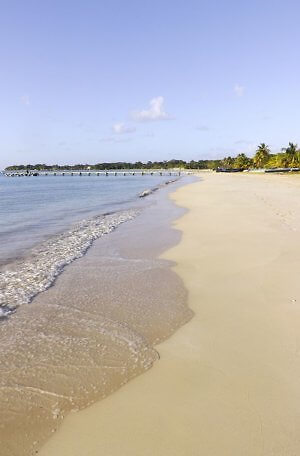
[2,170,183,177]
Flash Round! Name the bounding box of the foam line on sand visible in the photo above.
[40,172,300,456]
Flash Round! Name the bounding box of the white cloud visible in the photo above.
[233,84,245,97]
[132,96,172,121]
[21,94,30,106]
[112,122,136,134]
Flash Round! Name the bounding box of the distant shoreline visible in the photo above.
[4,143,300,173]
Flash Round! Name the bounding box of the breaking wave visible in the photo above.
[0,209,139,314]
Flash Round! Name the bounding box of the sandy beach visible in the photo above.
[40,172,300,456]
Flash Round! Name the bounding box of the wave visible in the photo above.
[0,209,139,315]
[139,178,179,198]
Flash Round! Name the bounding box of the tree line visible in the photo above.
[220,143,300,170]
[4,143,300,171]
[5,159,216,171]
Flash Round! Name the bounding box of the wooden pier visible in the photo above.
[2,170,183,177]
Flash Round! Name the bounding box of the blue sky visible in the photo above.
[1,0,300,168]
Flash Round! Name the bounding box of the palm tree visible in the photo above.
[253,143,270,168]
[282,142,299,167]
[222,156,235,168]
[234,153,251,170]
[275,153,289,168]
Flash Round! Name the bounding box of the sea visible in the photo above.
[0,173,177,315]
[0,173,176,265]
[0,171,194,456]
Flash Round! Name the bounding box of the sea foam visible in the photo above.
[0,209,139,314]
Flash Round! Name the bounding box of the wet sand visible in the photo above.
[0,180,193,456]
[40,172,300,455]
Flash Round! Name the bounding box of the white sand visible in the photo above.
[40,173,300,455]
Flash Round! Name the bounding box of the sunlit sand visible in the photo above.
[40,172,300,455]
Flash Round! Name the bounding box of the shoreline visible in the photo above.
[0,173,177,270]
[40,172,300,455]
[1,177,193,456]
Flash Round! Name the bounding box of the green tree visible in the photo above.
[253,143,270,168]
[234,153,251,170]
[222,156,235,169]
[282,142,299,167]
[275,153,290,168]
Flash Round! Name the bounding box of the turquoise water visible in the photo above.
[0,173,178,314]
[0,174,192,456]
[0,174,172,265]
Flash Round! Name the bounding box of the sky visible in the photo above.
[0,0,300,168]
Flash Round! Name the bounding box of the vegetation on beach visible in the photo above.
[5,159,218,171]
[219,142,300,170]
[4,143,300,171]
